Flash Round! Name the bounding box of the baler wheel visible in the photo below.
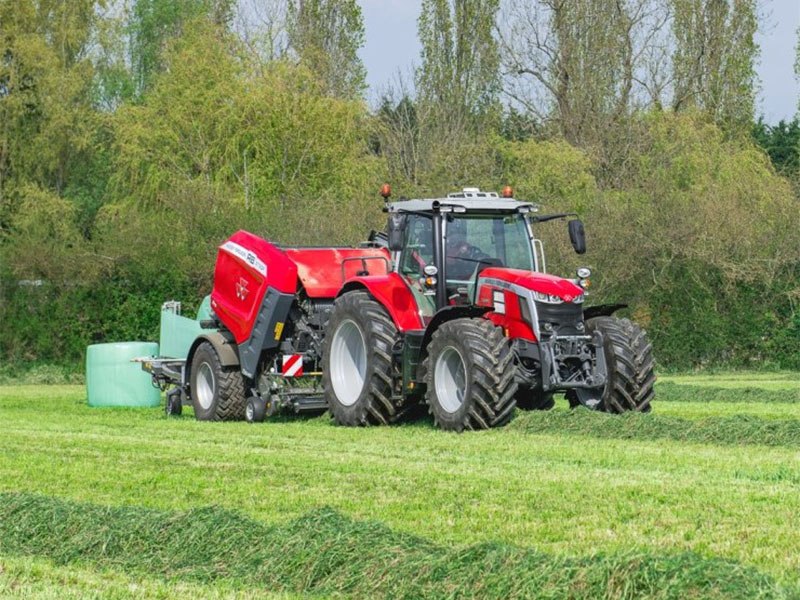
[323,291,401,426]
[165,388,183,416]
[423,318,518,432]
[566,316,655,413]
[245,396,267,423]
[189,341,247,421]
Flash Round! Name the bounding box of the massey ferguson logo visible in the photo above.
[235,277,249,301]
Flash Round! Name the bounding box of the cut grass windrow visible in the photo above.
[656,382,800,404]
[0,492,793,600]
[512,409,800,447]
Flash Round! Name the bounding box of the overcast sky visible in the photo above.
[358,0,800,123]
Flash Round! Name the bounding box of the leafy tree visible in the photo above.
[0,0,102,233]
[111,19,381,246]
[752,118,800,175]
[671,0,758,130]
[500,0,671,146]
[417,0,500,122]
[287,0,366,99]
[129,0,235,96]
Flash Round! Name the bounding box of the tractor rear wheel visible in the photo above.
[423,318,518,432]
[566,316,655,413]
[323,291,401,426]
[189,342,247,421]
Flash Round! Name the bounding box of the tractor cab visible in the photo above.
[384,187,588,322]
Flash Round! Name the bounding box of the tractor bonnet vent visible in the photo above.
[447,187,499,199]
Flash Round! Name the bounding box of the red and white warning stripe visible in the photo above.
[281,354,303,377]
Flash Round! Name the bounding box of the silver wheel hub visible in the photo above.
[434,346,467,413]
[330,319,367,407]
[196,362,215,410]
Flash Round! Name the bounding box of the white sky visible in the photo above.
[358,0,800,123]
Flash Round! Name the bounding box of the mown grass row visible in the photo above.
[512,409,800,447]
[0,492,793,600]
[656,382,800,404]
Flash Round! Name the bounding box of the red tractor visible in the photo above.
[145,187,655,431]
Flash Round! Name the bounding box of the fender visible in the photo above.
[583,303,628,320]
[337,273,424,332]
[420,306,489,356]
[186,331,241,378]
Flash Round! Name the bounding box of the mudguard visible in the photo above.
[338,273,424,332]
[419,306,489,355]
[583,303,628,320]
[186,331,240,373]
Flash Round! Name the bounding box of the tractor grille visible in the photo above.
[534,301,584,336]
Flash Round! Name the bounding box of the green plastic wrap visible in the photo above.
[158,296,211,359]
[196,295,212,321]
[86,342,161,407]
[159,309,203,359]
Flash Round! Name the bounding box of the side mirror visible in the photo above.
[568,219,586,254]
[387,214,407,252]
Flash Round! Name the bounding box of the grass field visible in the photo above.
[1,373,799,598]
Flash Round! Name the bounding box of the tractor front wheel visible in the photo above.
[566,316,655,413]
[189,342,247,421]
[323,291,401,426]
[423,318,518,432]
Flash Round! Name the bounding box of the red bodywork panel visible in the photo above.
[341,273,424,331]
[477,267,584,302]
[476,267,584,342]
[211,231,298,343]
[211,231,399,343]
[484,292,537,341]
[285,248,391,298]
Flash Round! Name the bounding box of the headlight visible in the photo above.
[533,291,563,304]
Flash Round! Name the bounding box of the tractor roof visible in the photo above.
[387,188,538,214]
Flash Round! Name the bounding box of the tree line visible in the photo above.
[1,0,799,371]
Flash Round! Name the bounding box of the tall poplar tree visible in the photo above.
[416,0,500,122]
[671,0,758,129]
[287,0,366,99]
[129,0,235,96]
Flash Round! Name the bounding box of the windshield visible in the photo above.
[444,214,535,284]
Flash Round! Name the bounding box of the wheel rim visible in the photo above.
[330,319,368,407]
[434,346,467,413]
[245,400,254,422]
[195,362,215,410]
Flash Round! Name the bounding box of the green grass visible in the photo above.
[1,375,800,597]
[0,493,791,600]
[657,372,800,403]
[512,409,800,447]
[0,555,299,599]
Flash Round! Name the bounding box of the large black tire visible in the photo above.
[423,318,518,432]
[189,342,247,421]
[322,291,401,426]
[566,316,655,413]
[515,389,555,411]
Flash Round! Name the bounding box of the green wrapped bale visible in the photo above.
[86,342,161,407]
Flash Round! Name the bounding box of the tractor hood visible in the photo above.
[477,267,584,303]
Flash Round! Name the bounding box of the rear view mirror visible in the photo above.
[387,214,407,252]
[568,219,586,254]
